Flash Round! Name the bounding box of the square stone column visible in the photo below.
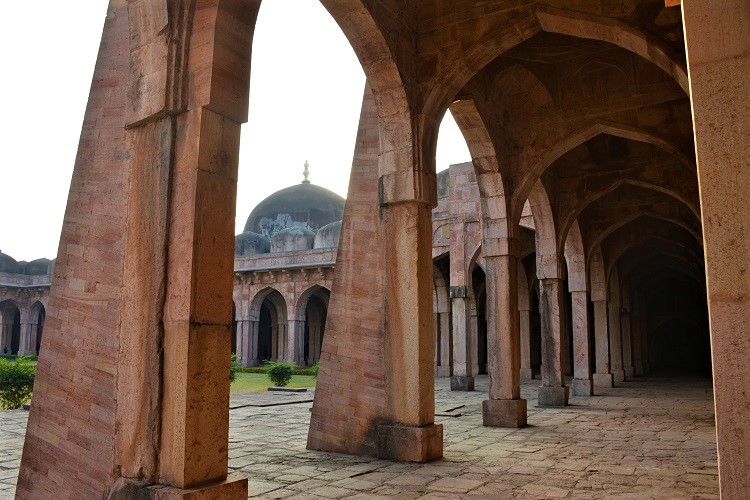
[483,252,527,427]
[571,291,593,396]
[593,300,614,389]
[682,2,750,495]
[450,289,475,391]
[608,303,625,383]
[436,312,452,377]
[538,278,569,407]
[519,308,533,380]
[286,319,304,366]
[378,200,442,462]
[18,322,34,356]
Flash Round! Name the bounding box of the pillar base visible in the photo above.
[109,476,248,500]
[520,367,534,381]
[623,366,634,380]
[537,385,569,407]
[435,366,451,377]
[572,378,593,397]
[450,376,475,391]
[611,369,625,383]
[593,372,614,388]
[377,423,443,462]
[482,399,527,428]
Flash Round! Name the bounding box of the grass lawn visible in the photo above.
[230,372,317,393]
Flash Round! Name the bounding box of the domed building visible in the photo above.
[231,165,343,367]
[243,161,344,240]
[0,250,52,357]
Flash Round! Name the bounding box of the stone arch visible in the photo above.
[560,179,700,247]
[527,180,560,279]
[513,121,696,225]
[28,301,46,356]
[449,98,513,245]
[249,287,288,363]
[423,5,688,150]
[293,284,330,366]
[0,300,21,356]
[589,213,703,261]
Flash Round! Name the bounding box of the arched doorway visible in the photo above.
[29,302,46,356]
[252,289,288,365]
[303,292,328,366]
[0,301,21,356]
[472,265,487,375]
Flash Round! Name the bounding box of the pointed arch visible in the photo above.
[513,120,696,224]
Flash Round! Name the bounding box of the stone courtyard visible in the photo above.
[0,376,717,499]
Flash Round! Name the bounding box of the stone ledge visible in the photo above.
[377,423,443,462]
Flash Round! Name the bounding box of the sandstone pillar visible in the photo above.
[379,200,441,461]
[238,319,248,366]
[437,312,452,377]
[18,322,33,356]
[483,250,527,427]
[570,291,593,396]
[29,324,40,356]
[286,319,304,366]
[0,320,11,354]
[608,303,625,383]
[519,308,533,380]
[621,310,634,380]
[469,305,480,376]
[450,289,475,390]
[538,278,569,406]
[592,301,613,388]
[682,2,750,495]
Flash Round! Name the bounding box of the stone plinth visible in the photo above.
[612,369,625,383]
[483,398,527,427]
[109,477,247,500]
[538,386,569,407]
[377,424,443,462]
[450,375,475,391]
[572,378,593,396]
[593,373,614,388]
[520,367,534,381]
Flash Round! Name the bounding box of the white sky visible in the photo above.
[0,1,470,262]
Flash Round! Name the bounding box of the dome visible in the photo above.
[313,220,342,249]
[271,226,315,253]
[24,258,53,276]
[235,231,271,258]
[244,183,345,240]
[0,251,19,274]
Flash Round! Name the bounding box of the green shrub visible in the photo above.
[230,354,239,383]
[236,366,317,376]
[311,361,320,379]
[0,357,36,410]
[265,362,295,387]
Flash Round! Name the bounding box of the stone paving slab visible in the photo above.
[0,376,718,499]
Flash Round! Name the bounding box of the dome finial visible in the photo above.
[302,160,311,184]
